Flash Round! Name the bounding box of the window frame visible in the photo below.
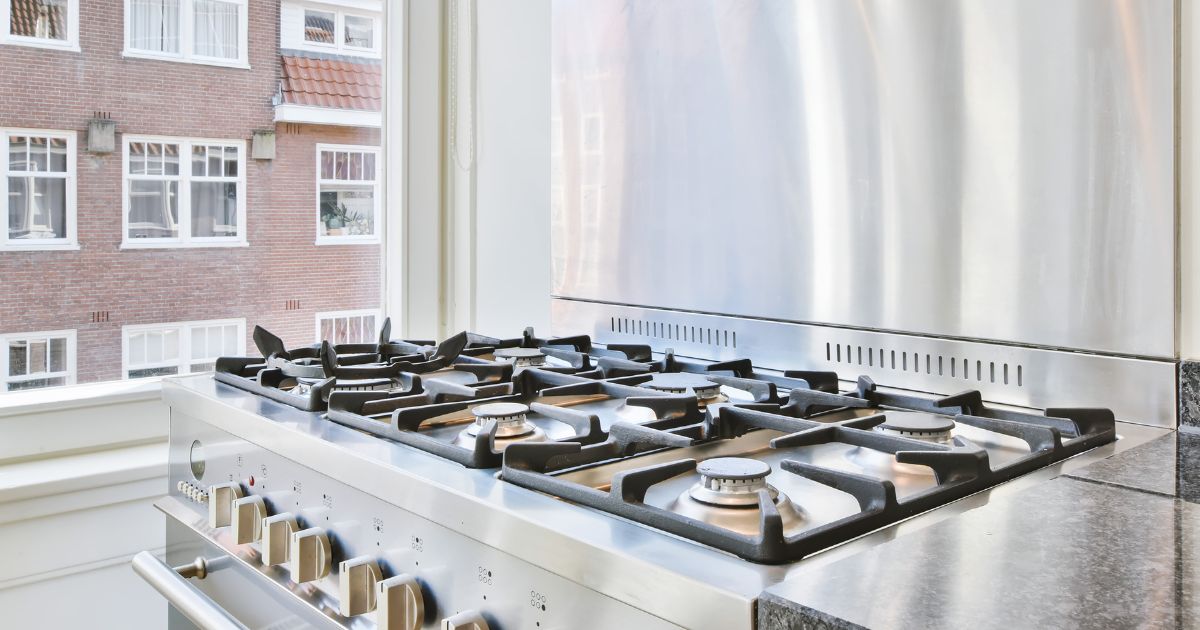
[122,0,250,69]
[1,0,80,51]
[1,128,79,251]
[315,143,381,245]
[121,135,248,249]
[1,329,77,392]
[290,1,381,58]
[121,318,246,379]
[314,309,381,344]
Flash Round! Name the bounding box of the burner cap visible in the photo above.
[471,402,531,420]
[689,457,773,508]
[640,373,721,400]
[465,402,540,440]
[875,412,955,443]
[493,347,547,367]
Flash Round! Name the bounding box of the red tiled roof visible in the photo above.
[10,0,66,39]
[280,56,382,112]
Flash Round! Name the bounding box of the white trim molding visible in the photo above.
[0,0,80,51]
[120,135,248,249]
[122,0,250,69]
[0,129,79,251]
[274,104,382,128]
[0,329,77,393]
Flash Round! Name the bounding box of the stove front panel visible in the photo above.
[164,412,686,630]
[550,0,1175,359]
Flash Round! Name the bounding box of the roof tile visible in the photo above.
[279,55,382,112]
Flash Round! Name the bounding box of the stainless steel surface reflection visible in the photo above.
[550,0,1175,358]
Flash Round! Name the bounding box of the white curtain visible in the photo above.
[193,0,238,59]
[129,0,180,53]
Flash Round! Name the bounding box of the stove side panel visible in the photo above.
[549,0,1176,359]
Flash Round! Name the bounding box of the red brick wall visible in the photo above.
[0,1,381,385]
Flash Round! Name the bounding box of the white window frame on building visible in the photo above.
[1,329,76,392]
[0,0,80,51]
[315,309,381,344]
[122,318,246,379]
[315,144,381,245]
[122,0,250,69]
[1,128,79,251]
[121,135,248,249]
[282,0,381,58]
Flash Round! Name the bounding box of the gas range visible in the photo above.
[141,326,1146,630]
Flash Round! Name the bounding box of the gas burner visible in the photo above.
[669,457,805,535]
[493,347,547,368]
[457,402,547,447]
[873,413,955,444]
[640,373,723,403]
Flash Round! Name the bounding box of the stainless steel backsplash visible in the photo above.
[549,0,1178,425]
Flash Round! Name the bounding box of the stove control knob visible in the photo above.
[231,495,267,544]
[378,574,425,630]
[207,482,243,528]
[442,610,489,630]
[261,513,298,566]
[290,527,332,583]
[338,556,382,617]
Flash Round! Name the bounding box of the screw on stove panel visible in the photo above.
[177,480,209,503]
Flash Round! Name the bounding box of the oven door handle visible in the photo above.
[132,551,248,630]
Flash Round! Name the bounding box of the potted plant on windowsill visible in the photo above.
[321,203,360,237]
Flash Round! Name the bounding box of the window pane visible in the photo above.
[344,15,373,49]
[350,152,362,180]
[129,142,146,175]
[29,340,47,373]
[194,0,239,59]
[319,319,333,341]
[129,366,178,379]
[207,146,222,176]
[363,316,375,340]
[8,176,66,240]
[49,137,68,172]
[128,180,179,239]
[191,181,238,237]
[49,337,65,372]
[207,326,223,357]
[9,377,67,390]
[129,0,181,53]
[348,316,361,343]
[164,144,179,176]
[7,177,28,237]
[335,318,347,343]
[191,327,207,360]
[223,325,238,354]
[129,332,146,365]
[29,136,48,171]
[304,9,334,44]
[10,0,67,40]
[318,185,374,237]
[320,150,334,179]
[363,153,376,181]
[8,341,27,376]
[164,329,179,360]
[224,146,238,177]
[335,151,348,180]
[8,136,26,171]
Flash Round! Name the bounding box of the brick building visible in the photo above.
[0,0,384,390]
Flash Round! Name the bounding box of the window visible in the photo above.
[124,0,248,67]
[2,0,78,50]
[123,136,247,247]
[123,319,245,379]
[2,130,77,250]
[317,145,380,244]
[316,310,379,344]
[288,2,379,57]
[1,330,75,391]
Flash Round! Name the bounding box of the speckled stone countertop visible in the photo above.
[759,429,1200,630]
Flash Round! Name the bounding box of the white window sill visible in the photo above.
[121,50,251,70]
[316,237,381,246]
[0,242,80,252]
[120,240,249,250]
[0,378,162,419]
[1,38,80,52]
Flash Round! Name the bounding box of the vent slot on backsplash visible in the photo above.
[610,317,737,349]
[826,342,1024,388]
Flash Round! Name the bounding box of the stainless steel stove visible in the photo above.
[134,328,1160,630]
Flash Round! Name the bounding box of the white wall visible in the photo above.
[471,0,552,337]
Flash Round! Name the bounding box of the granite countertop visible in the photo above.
[759,429,1200,630]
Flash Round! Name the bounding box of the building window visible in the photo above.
[317,145,379,244]
[316,310,379,344]
[2,130,77,250]
[1,330,75,392]
[123,318,245,379]
[124,0,248,67]
[285,1,379,58]
[123,136,247,247]
[2,0,78,50]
